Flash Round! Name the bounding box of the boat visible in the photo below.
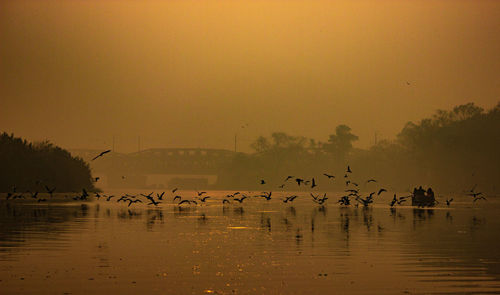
[411,187,436,207]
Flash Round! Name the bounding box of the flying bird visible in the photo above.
[311,178,317,188]
[92,150,111,161]
[295,178,304,186]
[323,173,335,179]
[366,179,377,183]
[285,176,294,182]
[346,166,352,173]
[377,188,387,195]
[260,179,266,185]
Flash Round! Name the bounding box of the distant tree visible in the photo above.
[322,124,359,162]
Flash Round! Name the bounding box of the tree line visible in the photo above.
[0,133,95,192]
[217,102,500,193]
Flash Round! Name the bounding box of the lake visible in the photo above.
[1,190,499,294]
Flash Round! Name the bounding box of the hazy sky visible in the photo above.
[1,0,499,152]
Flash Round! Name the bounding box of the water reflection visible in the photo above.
[0,194,499,294]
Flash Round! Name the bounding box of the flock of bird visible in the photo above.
[2,163,488,209]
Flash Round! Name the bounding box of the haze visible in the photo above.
[1,0,499,152]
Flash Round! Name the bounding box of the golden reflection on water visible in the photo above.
[0,191,499,294]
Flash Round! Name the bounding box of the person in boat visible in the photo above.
[426,187,434,199]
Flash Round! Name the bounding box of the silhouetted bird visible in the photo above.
[197,191,207,197]
[222,199,230,204]
[94,177,100,182]
[234,196,247,203]
[323,173,335,179]
[106,195,115,201]
[127,199,142,207]
[259,191,272,201]
[283,195,298,203]
[473,196,487,203]
[157,192,165,200]
[148,199,161,206]
[178,200,191,205]
[173,195,182,202]
[295,178,304,186]
[346,166,352,173]
[260,179,266,185]
[172,188,178,193]
[285,176,294,182]
[92,150,111,161]
[45,186,56,197]
[377,188,387,195]
[446,198,453,206]
[199,196,210,202]
[366,179,377,183]
[311,178,317,188]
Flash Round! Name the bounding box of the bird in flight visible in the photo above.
[346,166,352,173]
[311,178,317,188]
[366,179,377,183]
[295,178,304,186]
[92,150,111,161]
[446,198,453,206]
[284,176,294,182]
[323,173,334,179]
[260,179,266,185]
[172,188,178,193]
[377,188,387,195]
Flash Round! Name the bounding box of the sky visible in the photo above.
[1,0,499,153]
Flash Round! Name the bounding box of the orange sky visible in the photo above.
[1,0,499,152]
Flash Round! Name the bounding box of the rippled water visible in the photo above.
[1,190,499,294]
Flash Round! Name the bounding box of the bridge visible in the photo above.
[69,148,237,188]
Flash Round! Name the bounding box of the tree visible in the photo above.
[323,124,358,162]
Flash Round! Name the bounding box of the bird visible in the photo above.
[351,182,359,187]
[467,192,482,198]
[285,176,294,182]
[148,199,161,206]
[156,192,165,200]
[199,196,210,202]
[45,186,56,197]
[295,178,304,186]
[345,180,351,186]
[473,196,487,203]
[311,178,317,188]
[141,192,154,198]
[30,191,39,199]
[172,188,178,193]
[445,198,453,206]
[377,188,387,195]
[282,195,298,203]
[259,191,272,201]
[390,194,398,207]
[323,173,335,179]
[260,179,266,185]
[346,166,352,173]
[92,150,111,161]
[197,191,207,197]
[105,195,115,201]
[178,200,192,205]
[127,199,142,207]
[366,179,377,183]
[93,177,100,182]
[233,196,247,203]
[95,192,102,200]
[222,199,230,204]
